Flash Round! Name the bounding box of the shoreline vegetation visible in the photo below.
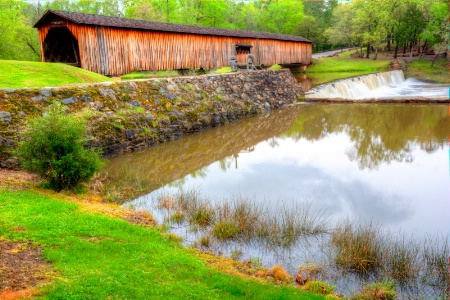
[0,173,329,300]
[1,171,448,299]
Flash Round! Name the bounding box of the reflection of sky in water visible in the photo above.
[133,132,449,238]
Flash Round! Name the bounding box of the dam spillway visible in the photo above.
[306,70,449,100]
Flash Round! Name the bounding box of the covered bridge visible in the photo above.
[34,10,312,76]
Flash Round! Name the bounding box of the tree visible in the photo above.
[262,0,304,34]
[0,1,40,61]
[15,102,104,191]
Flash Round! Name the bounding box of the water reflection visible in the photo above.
[293,74,313,92]
[108,103,449,298]
[105,104,450,236]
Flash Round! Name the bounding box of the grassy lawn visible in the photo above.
[305,57,390,74]
[0,189,326,299]
[405,59,448,84]
[0,60,113,89]
[120,69,179,80]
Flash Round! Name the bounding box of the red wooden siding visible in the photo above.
[37,15,312,76]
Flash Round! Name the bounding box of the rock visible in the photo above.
[0,158,20,169]
[3,89,16,93]
[0,111,11,118]
[264,102,271,112]
[167,93,176,101]
[125,129,135,139]
[18,111,26,117]
[99,88,116,100]
[40,89,52,97]
[81,95,93,102]
[62,96,78,105]
[211,114,221,127]
[166,84,174,91]
[145,114,154,121]
[31,95,46,102]
[178,100,189,107]
[131,100,142,107]
[194,94,202,100]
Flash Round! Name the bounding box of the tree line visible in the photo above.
[0,0,447,62]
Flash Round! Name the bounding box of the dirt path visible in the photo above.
[0,240,52,299]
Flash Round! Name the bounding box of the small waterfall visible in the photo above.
[306,70,406,99]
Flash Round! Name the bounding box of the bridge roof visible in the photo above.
[34,10,312,43]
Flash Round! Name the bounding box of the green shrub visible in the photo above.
[353,280,397,300]
[15,101,104,191]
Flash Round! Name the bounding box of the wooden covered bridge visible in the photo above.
[34,10,312,76]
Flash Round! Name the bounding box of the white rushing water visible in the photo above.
[306,70,449,99]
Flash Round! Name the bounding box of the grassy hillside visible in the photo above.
[0,188,326,299]
[405,59,448,84]
[0,60,113,89]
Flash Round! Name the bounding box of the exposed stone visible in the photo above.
[131,100,142,107]
[167,93,176,101]
[40,89,52,97]
[264,102,271,112]
[31,95,46,102]
[81,95,93,102]
[125,129,135,139]
[0,112,11,118]
[62,96,78,105]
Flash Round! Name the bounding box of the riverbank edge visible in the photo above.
[0,172,329,299]
[0,69,303,169]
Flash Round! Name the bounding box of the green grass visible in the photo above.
[335,49,358,58]
[405,59,448,84]
[120,70,179,80]
[0,60,113,89]
[305,57,390,74]
[0,190,325,299]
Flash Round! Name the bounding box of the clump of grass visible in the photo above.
[191,204,214,227]
[169,210,185,225]
[306,281,336,295]
[421,235,449,295]
[200,235,210,247]
[231,249,243,261]
[213,220,240,240]
[271,265,292,283]
[383,234,420,284]
[332,220,383,273]
[263,203,329,247]
[157,190,329,247]
[352,280,397,300]
[249,257,263,269]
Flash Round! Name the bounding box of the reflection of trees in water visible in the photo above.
[102,108,301,202]
[285,105,450,169]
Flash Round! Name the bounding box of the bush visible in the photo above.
[15,102,104,191]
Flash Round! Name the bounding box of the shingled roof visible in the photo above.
[34,10,312,43]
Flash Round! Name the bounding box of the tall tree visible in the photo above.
[0,1,39,61]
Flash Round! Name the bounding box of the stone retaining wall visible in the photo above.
[0,69,303,168]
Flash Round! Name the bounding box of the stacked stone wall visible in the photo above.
[0,69,303,168]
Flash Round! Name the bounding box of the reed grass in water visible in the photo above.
[152,190,449,298]
[155,190,329,247]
